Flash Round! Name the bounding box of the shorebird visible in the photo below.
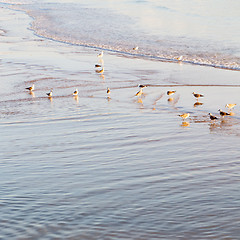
[138,84,147,88]
[46,90,53,97]
[177,55,183,62]
[133,46,139,50]
[25,84,34,91]
[167,90,176,96]
[192,92,204,101]
[225,103,236,111]
[97,51,103,58]
[135,88,143,97]
[107,87,110,94]
[73,88,78,96]
[208,113,218,120]
[218,109,230,117]
[96,67,104,74]
[178,113,190,120]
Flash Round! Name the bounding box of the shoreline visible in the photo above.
[1,4,240,240]
[4,2,240,71]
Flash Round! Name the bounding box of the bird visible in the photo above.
[138,84,147,88]
[208,113,218,120]
[177,55,183,62]
[133,46,139,50]
[46,90,53,97]
[225,103,236,111]
[96,67,104,74]
[107,87,110,94]
[135,88,143,97]
[95,64,101,68]
[178,113,190,120]
[192,92,204,100]
[218,109,230,117]
[97,51,103,58]
[73,88,78,96]
[167,90,176,96]
[25,84,34,91]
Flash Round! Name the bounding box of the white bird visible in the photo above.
[208,113,218,120]
[97,51,103,58]
[178,113,190,120]
[25,84,34,91]
[192,92,204,100]
[218,109,230,117]
[73,88,78,96]
[177,55,183,61]
[138,84,147,89]
[46,90,53,97]
[167,90,176,96]
[135,88,143,97]
[225,103,236,111]
[96,67,104,74]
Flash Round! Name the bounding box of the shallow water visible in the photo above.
[1,4,240,240]
[2,0,240,70]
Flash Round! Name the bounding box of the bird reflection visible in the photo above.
[100,74,105,80]
[29,91,35,98]
[194,101,203,107]
[181,121,190,127]
[209,122,219,132]
[73,95,79,103]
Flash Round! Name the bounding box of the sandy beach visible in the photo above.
[1,3,240,239]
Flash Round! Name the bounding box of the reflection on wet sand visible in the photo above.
[181,121,190,127]
[29,91,35,98]
[194,101,203,107]
[73,95,79,103]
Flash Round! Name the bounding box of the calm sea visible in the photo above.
[0,1,240,239]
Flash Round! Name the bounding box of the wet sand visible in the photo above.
[1,6,240,240]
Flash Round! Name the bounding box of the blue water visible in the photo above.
[1,2,240,239]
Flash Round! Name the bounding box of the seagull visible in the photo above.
[133,46,139,50]
[25,84,34,91]
[177,55,183,61]
[225,103,236,111]
[73,88,78,96]
[135,88,143,97]
[218,109,230,117]
[167,90,176,96]
[178,113,190,120]
[192,92,204,100]
[96,67,104,74]
[208,113,218,120]
[97,51,103,58]
[46,90,53,97]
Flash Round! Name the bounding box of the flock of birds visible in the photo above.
[177,91,237,122]
[25,49,237,125]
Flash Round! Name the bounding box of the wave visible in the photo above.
[2,0,240,71]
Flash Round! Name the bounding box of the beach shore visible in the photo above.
[1,5,240,239]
